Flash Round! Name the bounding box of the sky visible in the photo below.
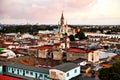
[0,0,120,25]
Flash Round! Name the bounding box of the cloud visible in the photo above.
[0,0,120,24]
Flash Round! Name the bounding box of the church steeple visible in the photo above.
[61,11,64,19]
[60,11,64,26]
[58,11,71,37]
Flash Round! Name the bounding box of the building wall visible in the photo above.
[7,66,13,73]
[88,50,100,63]
[0,66,2,74]
[25,70,36,78]
[60,25,66,34]
[85,33,120,38]
[65,66,80,80]
[67,52,88,61]
[7,67,24,75]
[18,69,24,75]
[53,50,62,60]
[60,43,66,49]
[50,66,80,80]
[38,50,47,58]
[6,66,49,80]
[49,69,65,80]
[28,49,38,57]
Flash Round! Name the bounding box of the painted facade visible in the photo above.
[50,63,80,80]
[65,67,80,80]
[66,48,88,61]
[38,49,48,58]
[67,48,100,63]
[53,50,62,60]
[6,66,49,80]
[85,33,120,38]
[6,67,49,80]
[0,61,49,80]
[0,66,2,74]
[0,61,81,80]
[88,50,100,63]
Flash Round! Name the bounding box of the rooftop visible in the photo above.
[53,62,79,72]
[31,45,53,50]
[72,58,87,64]
[0,74,20,80]
[67,48,87,53]
[0,61,49,74]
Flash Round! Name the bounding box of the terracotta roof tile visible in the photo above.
[32,45,53,50]
[67,48,87,53]
[0,75,20,80]
[54,43,61,46]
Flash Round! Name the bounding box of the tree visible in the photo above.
[99,68,111,80]
[106,31,111,34]
[104,45,109,49]
[112,61,120,74]
[69,35,75,41]
[99,61,120,80]
[75,31,85,40]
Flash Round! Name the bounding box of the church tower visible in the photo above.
[60,11,64,26]
[58,11,66,36]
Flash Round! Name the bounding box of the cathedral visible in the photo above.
[58,12,71,37]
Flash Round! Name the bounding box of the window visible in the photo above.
[8,67,10,70]
[67,73,69,77]
[14,68,16,71]
[74,69,77,73]
[26,71,29,74]
[12,68,16,73]
[44,75,48,80]
[19,69,22,72]
[38,74,43,79]
[35,73,38,78]
[30,72,33,75]
[40,74,43,77]
[23,70,25,76]
[44,75,48,78]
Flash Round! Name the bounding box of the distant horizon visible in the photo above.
[0,0,120,25]
[0,23,120,26]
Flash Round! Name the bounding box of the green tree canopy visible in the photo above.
[99,61,120,80]
[75,31,85,40]
[69,35,75,41]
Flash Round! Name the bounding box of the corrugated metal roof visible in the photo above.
[53,62,79,72]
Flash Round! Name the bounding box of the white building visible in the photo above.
[85,33,120,38]
[49,63,80,80]
[0,49,16,59]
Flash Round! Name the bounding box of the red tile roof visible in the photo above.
[0,75,20,80]
[67,48,87,53]
[32,45,53,50]
[54,43,61,46]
